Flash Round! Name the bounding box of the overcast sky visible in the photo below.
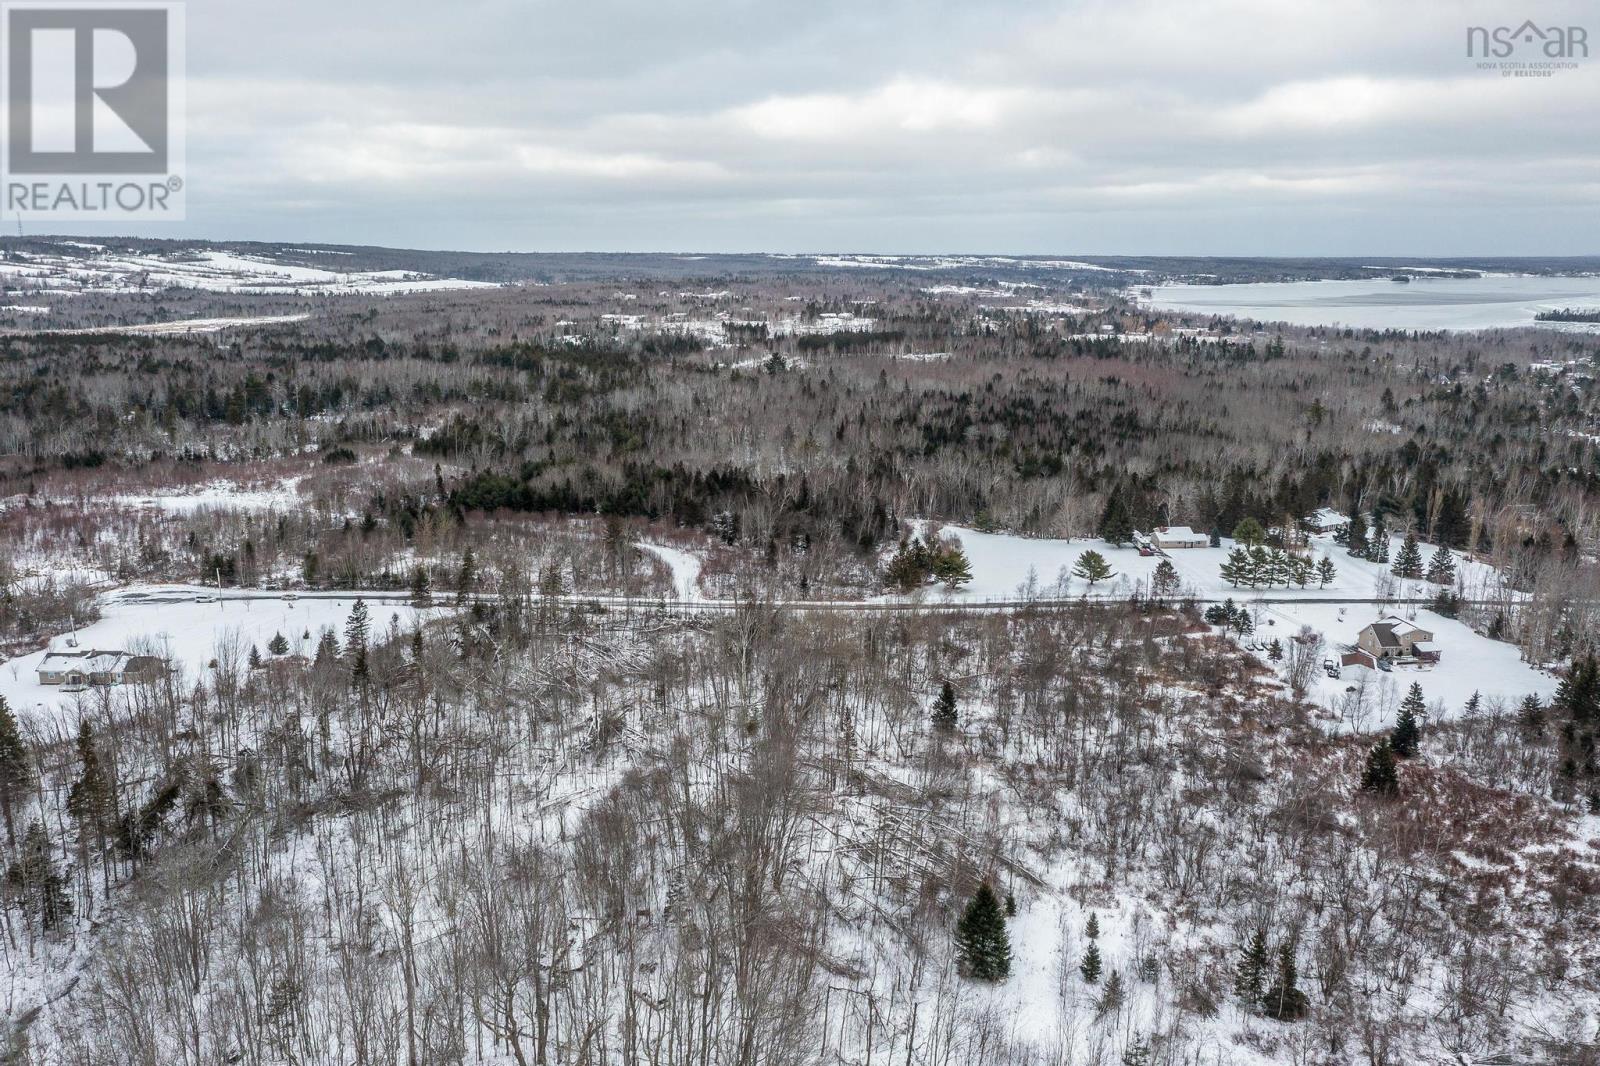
[59,0,1600,254]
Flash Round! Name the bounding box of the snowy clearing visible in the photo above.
[0,591,436,729]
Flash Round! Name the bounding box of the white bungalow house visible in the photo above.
[1304,508,1350,535]
[1151,526,1208,550]
[37,649,165,688]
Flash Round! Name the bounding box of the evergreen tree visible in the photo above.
[955,884,1012,981]
[1234,927,1269,1004]
[1393,533,1424,579]
[1317,556,1337,588]
[1080,941,1103,984]
[345,599,371,682]
[1425,545,1456,585]
[1345,512,1369,557]
[267,631,290,656]
[66,721,114,838]
[932,544,974,590]
[1234,611,1254,638]
[457,546,476,602]
[1085,912,1100,939]
[1099,970,1126,1015]
[5,820,71,931]
[410,564,432,604]
[1267,638,1284,662]
[1367,516,1389,563]
[1071,550,1115,586]
[1005,891,1016,917]
[1360,741,1400,796]
[1121,1034,1152,1066]
[932,681,958,729]
[1261,941,1309,1021]
[1151,559,1181,599]
[1232,517,1266,547]
[314,628,341,666]
[1098,488,1135,546]
[1391,683,1425,757]
[1247,546,1273,588]
[1518,693,1545,735]
[248,645,263,670]
[0,697,30,847]
[885,539,930,591]
[1288,554,1313,589]
[1219,548,1251,588]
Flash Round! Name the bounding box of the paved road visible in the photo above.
[109,585,1516,615]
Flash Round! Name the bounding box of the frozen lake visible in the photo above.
[1146,274,1600,331]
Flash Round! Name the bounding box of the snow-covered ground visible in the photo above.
[910,523,1503,605]
[1242,599,1561,729]
[0,246,496,298]
[28,313,309,336]
[638,541,704,600]
[0,591,436,729]
[899,522,1551,725]
[100,478,306,513]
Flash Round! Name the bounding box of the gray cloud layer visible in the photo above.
[55,0,1600,253]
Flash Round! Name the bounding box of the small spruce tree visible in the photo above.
[1393,532,1424,579]
[5,820,71,931]
[1099,970,1126,1015]
[1317,556,1337,588]
[1234,927,1269,1004]
[267,631,290,656]
[1425,545,1456,585]
[932,681,958,729]
[1518,693,1545,735]
[955,884,1013,981]
[1345,513,1369,557]
[1080,940,1103,984]
[1360,740,1400,796]
[1151,559,1181,599]
[0,698,30,847]
[1261,941,1309,1021]
[1391,683,1425,757]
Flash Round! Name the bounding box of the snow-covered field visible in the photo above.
[1244,599,1561,728]
[909,523,1503,605]
[0,246,496,298]
[100,477,306,513]
[0,591,435,729]
[31,313,310,336]
[900,522,1551,725]
[638,541,704,600]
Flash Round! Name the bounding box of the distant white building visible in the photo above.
[1305,508,1350,534]
[1151,526,1208,549]
[37,649,165,688]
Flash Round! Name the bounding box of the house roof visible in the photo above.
[1366,623,1402,649]
[1156,526,1203,539]
[1307,507,1349,529]
[1412,642,1439,653]
[1380,615,1429,638]
[39,650,133,673]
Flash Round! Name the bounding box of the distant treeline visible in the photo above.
[1534,308,1600,322]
